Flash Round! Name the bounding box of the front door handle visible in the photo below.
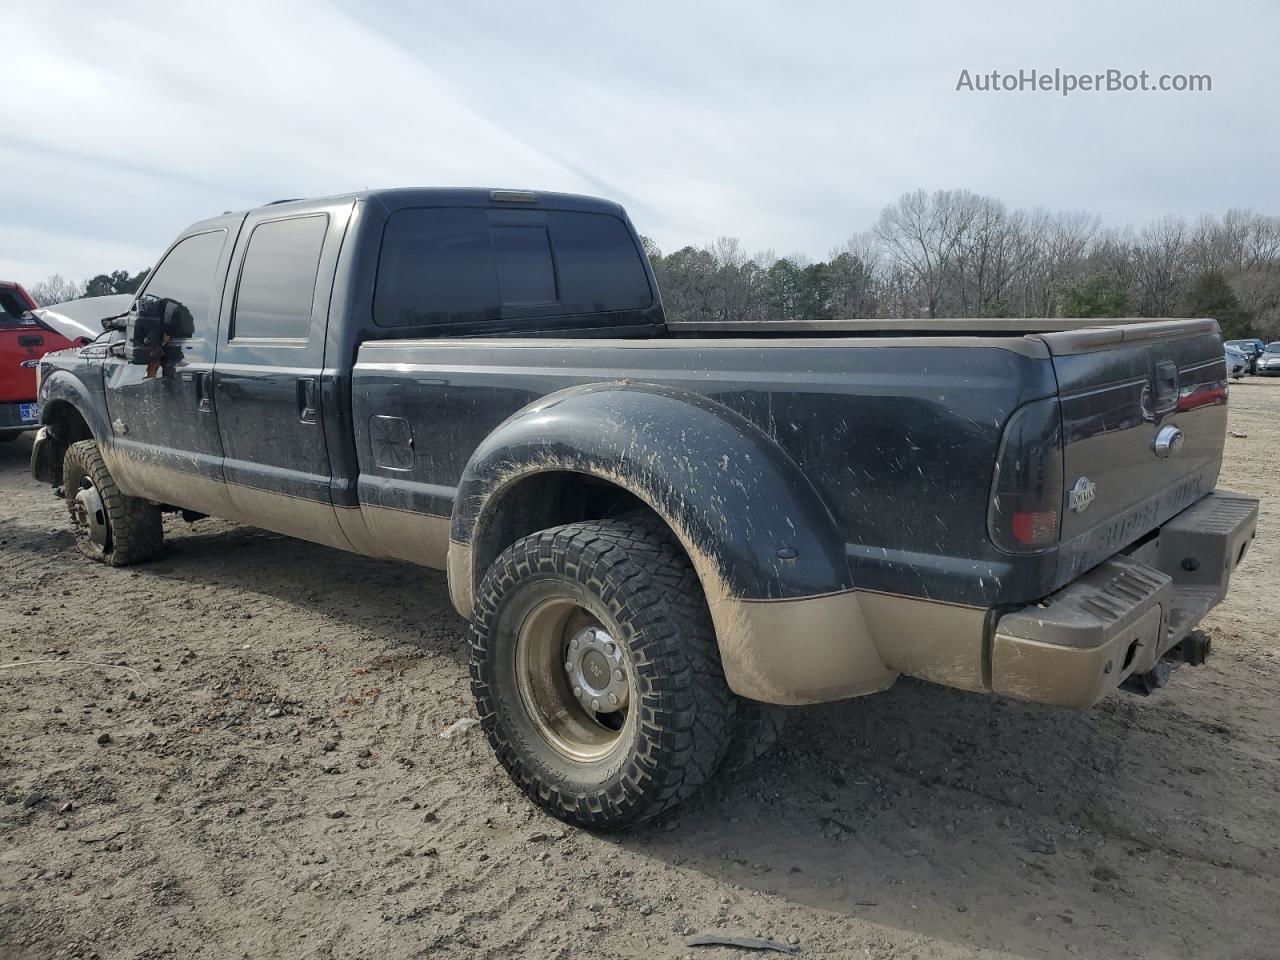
[297,377,318,423]
[195,371,213,413]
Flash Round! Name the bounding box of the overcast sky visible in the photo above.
[2,0,1276,285]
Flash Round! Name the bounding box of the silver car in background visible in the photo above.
[1257,341,1280,376]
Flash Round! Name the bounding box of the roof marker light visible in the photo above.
[490,190,538,203]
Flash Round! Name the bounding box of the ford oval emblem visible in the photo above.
[1069,476,1097,514]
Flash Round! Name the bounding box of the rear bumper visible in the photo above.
[991,490,1259,708]
[0,400,39,436]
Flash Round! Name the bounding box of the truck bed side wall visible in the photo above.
[351,337,1059,610]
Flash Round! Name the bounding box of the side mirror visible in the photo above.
[122,295,188,368]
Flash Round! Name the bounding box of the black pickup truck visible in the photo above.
[30,188,1259,829]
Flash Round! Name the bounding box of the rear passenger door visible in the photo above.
[212,202,353,550]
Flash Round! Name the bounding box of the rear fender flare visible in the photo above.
[450,381,852,608]
[448,382,897,703]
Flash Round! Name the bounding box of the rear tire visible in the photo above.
[470,519,735,830]
[62,440,163,566]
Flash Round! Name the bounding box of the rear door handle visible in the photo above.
[297,377,318,423]
[195,371,213,413]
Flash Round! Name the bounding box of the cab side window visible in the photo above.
[232,215,328,340]
[140,230,227,340]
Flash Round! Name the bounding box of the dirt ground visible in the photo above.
[1,379,1277,960]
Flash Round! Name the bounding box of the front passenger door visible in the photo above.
[102,218,242,516]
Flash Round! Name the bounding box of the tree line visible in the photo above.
[27,269,150,308]
[25,189,1280,339]
[645,189,1278,339]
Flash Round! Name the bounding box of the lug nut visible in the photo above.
[591,698,600,710]
[613,669,623,682]
[608,693,618,705]
[573,686,582,697]
[564,661,573,672]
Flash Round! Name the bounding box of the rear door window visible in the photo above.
[232,215,328,340]
[374,207,651,327]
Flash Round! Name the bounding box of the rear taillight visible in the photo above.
[988,397,1064,553]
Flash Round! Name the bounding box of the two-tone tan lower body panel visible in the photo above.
[709,590,988,705]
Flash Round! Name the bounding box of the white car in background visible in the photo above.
[1225,343,1249,379]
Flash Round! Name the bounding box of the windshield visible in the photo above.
[1266,342,1280,354]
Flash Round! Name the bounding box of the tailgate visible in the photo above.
[0,316,44,404]
[1039,320,1227,566]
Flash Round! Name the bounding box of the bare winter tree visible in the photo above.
[875,189,980,318]
[952,197,1028,317]
[1132,216,1190,316]
[27,274,87,307]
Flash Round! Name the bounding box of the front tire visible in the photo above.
[62,440,163,566]
[470,519,735,830]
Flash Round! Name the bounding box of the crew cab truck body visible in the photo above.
[31,188,1259,829]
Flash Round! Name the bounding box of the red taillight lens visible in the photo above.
[1011,510,1059,546]
[988,398,1064,553]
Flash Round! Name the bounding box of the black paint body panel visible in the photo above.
[353,338,1062,606]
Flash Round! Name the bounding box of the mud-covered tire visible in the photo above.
[470,519,736,830]
[721,701,788,773]
[62,440,163,566]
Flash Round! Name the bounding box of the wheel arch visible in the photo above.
[40,370,110,444]
[447,381,854,617]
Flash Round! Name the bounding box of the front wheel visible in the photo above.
[470,519,736,830]
[62,440,163,566]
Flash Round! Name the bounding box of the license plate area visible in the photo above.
[19,402,40,422]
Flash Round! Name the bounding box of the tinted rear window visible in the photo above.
[233,215,328,339]
[1,289,34,326]
[491,225,557,305]
[374,208,651,327]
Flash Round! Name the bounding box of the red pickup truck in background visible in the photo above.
[0,281,85,442]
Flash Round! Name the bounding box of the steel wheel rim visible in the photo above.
[514,597,636,763]
[71,475,110,550]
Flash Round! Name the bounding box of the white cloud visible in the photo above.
[2,0,1276,284]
